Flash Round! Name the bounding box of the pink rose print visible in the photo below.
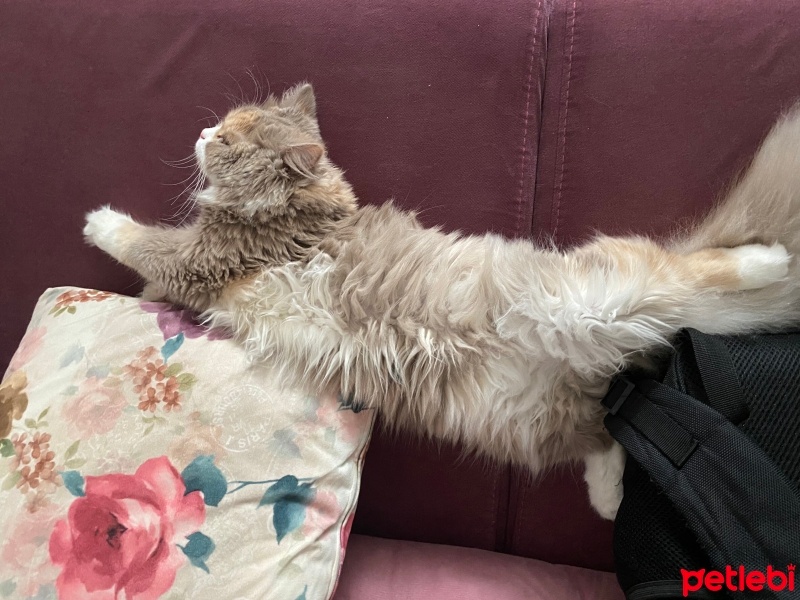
[169,412,226,467]
[302,488,341,537]
[1,504,60,597]
[62,376,127,437]
[9,326,46,371]
[49,457,205,600]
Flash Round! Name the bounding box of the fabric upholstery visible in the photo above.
[333,534,623,600]
[3,0,799,572]
[533,0,800,246]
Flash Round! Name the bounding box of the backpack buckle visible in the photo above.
[602,377,635,415]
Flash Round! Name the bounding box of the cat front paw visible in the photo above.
[584,443,625,521]
[727,243,790,291]
[141,282,168,302]
[83,206,138,257]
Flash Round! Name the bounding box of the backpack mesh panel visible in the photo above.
[613,332,800,598]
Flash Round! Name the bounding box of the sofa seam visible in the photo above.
[490,464,501,550]
[514,471,528,553]
[552,0,578,241]
[528,5,550,239]
[505,0,544,551]
[514,0,544,238]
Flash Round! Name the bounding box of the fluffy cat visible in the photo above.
[83,84,800,520]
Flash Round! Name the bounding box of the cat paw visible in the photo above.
[584,443,625,521]
[727,243,790,291]
[141,282,167,302]
[83,206,137,256]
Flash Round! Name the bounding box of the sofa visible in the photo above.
[3,0,800,597]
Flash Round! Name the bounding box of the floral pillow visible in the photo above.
[0,287,374,600]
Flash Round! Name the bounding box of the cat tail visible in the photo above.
[674,103,800,333]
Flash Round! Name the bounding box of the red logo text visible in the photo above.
[681,565,795,596]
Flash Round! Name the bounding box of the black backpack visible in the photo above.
[605,329,800,599]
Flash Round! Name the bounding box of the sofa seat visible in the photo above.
[334,535,623,600]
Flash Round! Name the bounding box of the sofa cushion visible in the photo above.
[355,432,615,571]
[333,534,623,600]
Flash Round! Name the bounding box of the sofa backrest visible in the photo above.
[3,0,800,572]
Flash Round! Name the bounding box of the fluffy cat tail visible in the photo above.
[675,103,800,333]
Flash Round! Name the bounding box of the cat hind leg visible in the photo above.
[722,243,790,291]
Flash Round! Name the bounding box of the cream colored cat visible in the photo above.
[84,84,800,519]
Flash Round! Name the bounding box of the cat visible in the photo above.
[83,83,800,520]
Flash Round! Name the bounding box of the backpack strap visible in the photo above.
[604,376,800,598]
[683,328,749,423]
[603,378,697,468]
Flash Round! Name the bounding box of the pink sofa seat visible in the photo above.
[334,535,623,600]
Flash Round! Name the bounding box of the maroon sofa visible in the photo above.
[3,0,800,597]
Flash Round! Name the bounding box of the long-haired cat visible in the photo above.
[83,84,800,519]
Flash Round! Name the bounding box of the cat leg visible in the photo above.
[566,237,791,346]
[141,282,168,302]
[684,243,789,292]
[83,206,148,264]
[583,442,626,520]
[578,236,789,295]
[83,207,186,300]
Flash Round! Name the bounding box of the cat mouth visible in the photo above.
[194,137,207,167]
[194,125,220,170]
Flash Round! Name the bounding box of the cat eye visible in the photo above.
[215,134,229,145]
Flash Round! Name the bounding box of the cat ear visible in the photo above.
[281,143,324,178]
[280,83,316,117]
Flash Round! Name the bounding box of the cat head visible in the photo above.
[195,83,353,218]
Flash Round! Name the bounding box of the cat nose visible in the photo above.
[200,128,212,139]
